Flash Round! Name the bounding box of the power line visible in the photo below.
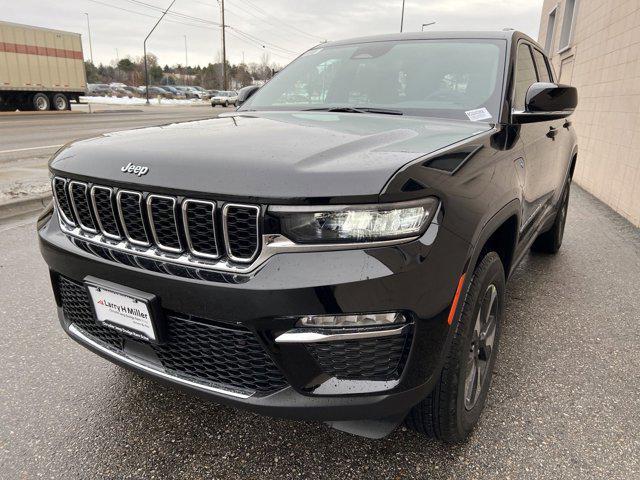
[122,0,221,26]
[227,26,298,54]
[86,0,300,64]
[119,0,298,56]
[222,1,316,46]
[187,0,324,43]
[87,0,220,31]
[231,0,325,42]
[224,30,292,60]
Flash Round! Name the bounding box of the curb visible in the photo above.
[0,192,52,222]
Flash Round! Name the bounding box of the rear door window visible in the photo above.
[513,44,538,111]
[532,49,552,83]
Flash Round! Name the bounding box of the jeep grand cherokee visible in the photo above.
[38,31,578,441]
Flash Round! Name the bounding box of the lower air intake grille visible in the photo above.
[153,315,288,393]
[224,205,260,262]
[57,276,287,394]
[59,277,123,350]
[306,332,412,381]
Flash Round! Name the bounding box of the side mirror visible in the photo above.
[237,85,259,107]
[512,82,578,124]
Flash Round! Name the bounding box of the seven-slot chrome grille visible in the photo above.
[52,176,261,267]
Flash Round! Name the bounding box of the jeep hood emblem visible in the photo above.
[121,162,149,176]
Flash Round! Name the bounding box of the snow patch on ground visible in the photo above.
[80,96,208,106]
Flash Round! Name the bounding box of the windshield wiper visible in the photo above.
[304,106,404,116]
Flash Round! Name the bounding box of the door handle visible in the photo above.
[546,126,558,139]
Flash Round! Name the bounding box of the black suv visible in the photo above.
[39,31,577,441]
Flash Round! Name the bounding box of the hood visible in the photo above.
[50,111,491,202]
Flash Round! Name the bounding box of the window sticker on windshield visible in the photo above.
[465,108,493,122]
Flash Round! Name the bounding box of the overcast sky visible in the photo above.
[5,0,544,67]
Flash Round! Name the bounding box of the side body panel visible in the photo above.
[0,21,87,94]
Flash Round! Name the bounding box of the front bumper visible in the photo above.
[39,211,469,422]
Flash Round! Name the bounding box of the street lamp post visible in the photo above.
[184,35,188,68]
[400,0,406,32]
[144,0,176,105]
[183,35,188,85]
[84,13,94,64]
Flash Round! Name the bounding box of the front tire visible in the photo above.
[406,251,505,442]
[32,93,50,111]
[531,179,571,254]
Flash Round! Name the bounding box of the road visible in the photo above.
[1,187,639,479]
[0,104,231,163]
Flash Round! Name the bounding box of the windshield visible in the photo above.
[241,39,506,122]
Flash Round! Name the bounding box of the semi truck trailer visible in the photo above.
[0,21,87,111]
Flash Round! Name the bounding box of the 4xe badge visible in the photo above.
[121,162,149,176]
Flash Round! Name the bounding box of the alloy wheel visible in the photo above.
[464,284,498,410]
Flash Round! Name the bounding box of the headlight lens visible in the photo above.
[270,197,438,244]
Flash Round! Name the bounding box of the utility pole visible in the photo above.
[400,0,406,33]
[84,13,94,64]
[220,0,227,90]
[144,0,176,104]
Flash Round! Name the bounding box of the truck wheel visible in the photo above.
[406,251,504,442]
[32,93,50,111]
[531,180,571,254]
[52,93,69,111]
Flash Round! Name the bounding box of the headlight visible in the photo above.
[270,197,438,244]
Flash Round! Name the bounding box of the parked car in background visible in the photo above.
[110,86,134,98]
[138,86,173,99]
[211,90,239,107]
[207,89,219,97]
[174,86,198,99]
[109,82,128,89]
[122,86,140,97]
[160,86,184,98]
[191,86,211,100]
[87,84,113,97]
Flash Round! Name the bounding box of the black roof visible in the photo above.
[319,30,539,49]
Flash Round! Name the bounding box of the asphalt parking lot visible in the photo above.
[1,186,639,479]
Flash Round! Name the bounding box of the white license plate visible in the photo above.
[87,284,156,341]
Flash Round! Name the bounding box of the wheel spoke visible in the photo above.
[464,358,478,407]
[474,357,483,402]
